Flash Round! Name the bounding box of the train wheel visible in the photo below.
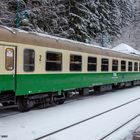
[17,97,30,112]
[2,102,9,106]
[53,94,65,105]
[55,99,65,105]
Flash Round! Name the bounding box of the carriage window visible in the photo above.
[121,60,126,71]
[70,55,82,71]
[134,62,138,71]
[128,62,133,71]
[5,48,14,70]
[101,58,109,71]
[24,49,35,72]
[88,57,97,71]
[46,52,62,71]
[112,59,118,71]
[139,63,140,71]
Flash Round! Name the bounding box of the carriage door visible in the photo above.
[4,46,16,91]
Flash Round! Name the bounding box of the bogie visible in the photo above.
[17,96,31,112]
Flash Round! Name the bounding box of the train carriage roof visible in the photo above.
[0,26,140,61]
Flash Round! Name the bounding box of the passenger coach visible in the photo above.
[0,26,140,112]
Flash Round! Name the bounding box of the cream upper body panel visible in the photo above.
[0,41,140,75]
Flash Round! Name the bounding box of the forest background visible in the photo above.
[0,0,139,49]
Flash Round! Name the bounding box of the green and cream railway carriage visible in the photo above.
[0,26,140,111]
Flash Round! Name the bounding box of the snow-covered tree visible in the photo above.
[107,0,120,37]
[68,0,92,42]
[32,0,69,37]
[0,0,139,50]
[132,0,140,49]
[116,0,133,28]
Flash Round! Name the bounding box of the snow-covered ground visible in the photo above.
[0,86,140,140]
[44,96,140,140]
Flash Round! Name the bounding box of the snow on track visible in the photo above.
[0,87,140,140]
[40,99,140,140]
[0,106,19,118]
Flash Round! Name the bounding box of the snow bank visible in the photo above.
[112,43,140,55]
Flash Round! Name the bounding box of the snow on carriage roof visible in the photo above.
[1,25,140,57]
[14,27,140,57]
[0,25,108,49]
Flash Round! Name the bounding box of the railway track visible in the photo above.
[0,88,133,118]
[100,113,140,140]
[34,96,140,140]
[0,105,20,118]
[0,95,93,119]
[0,112,20,118]
[0,92,98,118]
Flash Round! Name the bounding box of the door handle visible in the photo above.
[12,71,15,77]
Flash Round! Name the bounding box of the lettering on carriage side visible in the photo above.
[39,55,42,62]
[112,72,118,79]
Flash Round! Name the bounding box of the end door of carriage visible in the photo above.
[0,45,16,91]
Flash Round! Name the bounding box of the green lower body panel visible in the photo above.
[0,74,15,91]
[0,72,140,96]
[15,72,140,96]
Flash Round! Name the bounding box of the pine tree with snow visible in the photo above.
[68,0,92,42]
[108,0,121,37]
[116,0,133,28]
[132,0,140,49]
[86,0,100,39]
[0,0,139,50]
